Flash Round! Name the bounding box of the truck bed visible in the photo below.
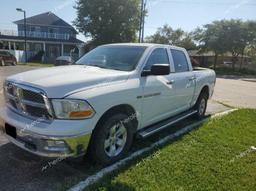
[193,67,211,71]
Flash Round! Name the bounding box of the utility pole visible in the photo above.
[16,8,27,63]
[139,0,144,43]
[141,0,147,43]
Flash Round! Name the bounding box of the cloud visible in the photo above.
[224,0,250,16]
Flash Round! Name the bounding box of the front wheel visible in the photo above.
[194,93,208,119]
[89,113,134,165]
[1,60,5,66]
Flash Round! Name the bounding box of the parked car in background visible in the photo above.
[55,56,73,66]
[0,43,216,165]
[223,61,233,67]
[0,50,17,66]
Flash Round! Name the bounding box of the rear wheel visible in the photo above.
[12,61,17,66]
[89,113,134,165]
[194,93,208,119]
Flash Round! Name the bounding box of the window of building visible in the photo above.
[48,28,57,33]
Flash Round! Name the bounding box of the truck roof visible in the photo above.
[101,43,182,50]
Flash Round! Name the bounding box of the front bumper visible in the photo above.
[0,107,92,158]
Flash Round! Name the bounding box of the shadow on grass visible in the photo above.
[80,116,210,191]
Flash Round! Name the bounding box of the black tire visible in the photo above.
[194,92,208,119]
[89,113,134,165]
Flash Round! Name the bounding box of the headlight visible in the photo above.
[51,99,95,119]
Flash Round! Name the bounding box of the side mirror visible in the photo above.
[142,64,170,76]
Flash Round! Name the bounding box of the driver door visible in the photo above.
[140,48,178,127]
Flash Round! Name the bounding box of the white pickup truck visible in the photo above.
[0,43,216,164]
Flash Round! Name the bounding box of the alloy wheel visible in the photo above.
[104,123,127,157]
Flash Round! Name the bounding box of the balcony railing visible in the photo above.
[18,31,71,40]
[0,29,72,40]
[0,29,18,36]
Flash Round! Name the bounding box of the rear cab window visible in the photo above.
[170,49,189,73]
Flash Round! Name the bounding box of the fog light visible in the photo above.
[43,140,69,152]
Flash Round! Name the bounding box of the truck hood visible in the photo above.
[7,65,130,98]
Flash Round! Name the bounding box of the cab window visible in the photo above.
[144,48,169,70]
[171,49,189,73]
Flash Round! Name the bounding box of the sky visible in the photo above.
[0,0,255,42]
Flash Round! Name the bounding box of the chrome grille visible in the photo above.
[4,81,52,120]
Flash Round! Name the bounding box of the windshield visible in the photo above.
[76,46,147,71]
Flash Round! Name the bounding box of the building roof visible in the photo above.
[14,12,78,34]
[188,50,250,58]
[0,34,83,44]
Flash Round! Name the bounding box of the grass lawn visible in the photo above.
[86,109,256,191]
[17,62,53,67]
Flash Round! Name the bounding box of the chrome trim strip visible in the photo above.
[137,92,161,99]
[5,103,51,123]
[8,82,44,94]
[6,93,17,100]
[15,127,92,140]
[3,127,91,158]
[21,99,46,108]
[5,135,74,158]
[4,81,53,120]
[42,94,54,117]
[6,94,46,108]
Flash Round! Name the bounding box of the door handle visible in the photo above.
[166,80,175,85]
[189,76,196,81]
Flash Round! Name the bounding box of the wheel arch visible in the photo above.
[194,85,210,106]
[93,104,139,135]
[200,85,210,99]
[87,104,138,156]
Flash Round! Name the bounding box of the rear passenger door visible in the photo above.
[170,49,195,112]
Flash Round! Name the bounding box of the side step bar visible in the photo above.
[138,110,197,138]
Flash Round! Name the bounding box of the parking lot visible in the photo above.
[0,66,255,191]
[213,75,256,108]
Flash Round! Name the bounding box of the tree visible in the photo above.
[219,20,256,71]
[73,0,141,46]
[145,25,196,50]
[192,21,228,70]
[243,21,256,68]
[194,20,256,71]
[222,20,246,70]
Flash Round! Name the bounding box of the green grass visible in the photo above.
[86,109,256,191]
[17,62,53,67]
